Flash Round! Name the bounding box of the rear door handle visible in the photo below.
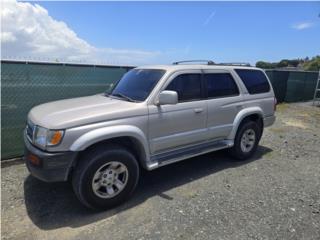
[194,108,203,113]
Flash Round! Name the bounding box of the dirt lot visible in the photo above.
[1,102,320,240]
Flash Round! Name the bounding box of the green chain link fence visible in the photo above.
[265,69,318,103]
[1,60,133,159]
[285,71,319,102]
[265,70,289,103]
[1,61,319,159]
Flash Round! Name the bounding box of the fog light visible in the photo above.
[28,154,41,166]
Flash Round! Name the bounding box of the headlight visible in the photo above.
[34,126,47,147]
[34,126,64,148]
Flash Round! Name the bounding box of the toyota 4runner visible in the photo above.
[24,60,276,209]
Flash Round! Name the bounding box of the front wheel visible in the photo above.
[228,121,260,160]
[72,145,140,210]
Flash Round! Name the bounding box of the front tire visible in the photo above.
[229,121,260,160]
[72,145,139,210]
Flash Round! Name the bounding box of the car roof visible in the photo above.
[135,64,261,72]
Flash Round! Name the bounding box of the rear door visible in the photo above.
[203,70,243,140]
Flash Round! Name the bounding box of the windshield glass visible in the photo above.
[107,69,165,102]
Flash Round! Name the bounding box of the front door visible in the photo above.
[148,70,207,154]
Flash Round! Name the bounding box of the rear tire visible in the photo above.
[72,145,139,210]
[229,121,260,160]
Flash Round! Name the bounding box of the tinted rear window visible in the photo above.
[235,69,270,94]
[204,73,239,98]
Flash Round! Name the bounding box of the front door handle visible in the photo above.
[194,108,203,113]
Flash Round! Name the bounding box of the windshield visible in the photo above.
[107,69,165,102]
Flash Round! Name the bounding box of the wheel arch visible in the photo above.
[69,125,150,169]
[228,107,264,140]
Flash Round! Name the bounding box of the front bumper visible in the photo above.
[24,135,77,182]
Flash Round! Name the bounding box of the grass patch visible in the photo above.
[269,127,286,133]
[276,103,289,112]
[283,119,308,129]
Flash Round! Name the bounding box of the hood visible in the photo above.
[28,94,146,129]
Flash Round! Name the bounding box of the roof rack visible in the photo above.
[172,60,215,65]
[172,60,251,67]
[217,62,251,67]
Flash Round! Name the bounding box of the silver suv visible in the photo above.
[24,61,276,209]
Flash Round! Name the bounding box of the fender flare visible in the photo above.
[227,107,264,140]
[70,125,150,167]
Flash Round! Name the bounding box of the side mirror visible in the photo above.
[157,90,178,105]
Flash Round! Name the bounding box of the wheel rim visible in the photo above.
[240,129,256,153]
[91,161,129,199]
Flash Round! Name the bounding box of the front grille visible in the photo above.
[26,121,35,142]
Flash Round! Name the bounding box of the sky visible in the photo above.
[1,0,320,65]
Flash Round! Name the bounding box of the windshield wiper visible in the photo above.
[110,93,137,102]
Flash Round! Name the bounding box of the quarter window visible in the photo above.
[235,69,270,94]
[204,73,239,98]
[166,74,202,102]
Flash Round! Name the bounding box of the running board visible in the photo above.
[146,140,233,170]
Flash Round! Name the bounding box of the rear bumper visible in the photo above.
[24,135,77,182]
[264,115,276,127]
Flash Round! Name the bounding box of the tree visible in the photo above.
[277,60,289,68]
[303,56,320,71]
[256,61,274,69]
[255,56,320,71]
[288,59,300,67]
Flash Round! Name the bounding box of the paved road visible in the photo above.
[2,102,320,240]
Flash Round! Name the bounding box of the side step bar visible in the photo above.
[146,140,233,170]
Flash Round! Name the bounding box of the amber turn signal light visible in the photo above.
[28,154,41,166]
[49,131,63,145]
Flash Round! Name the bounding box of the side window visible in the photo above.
[204,73,239,98]
[166,74,202,102]
[235,69,270,94]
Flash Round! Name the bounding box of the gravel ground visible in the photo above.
[1,102,320,240]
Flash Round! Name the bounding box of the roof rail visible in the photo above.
[172,60,215,65]
[216,62,251,67]
[172,60,251,67]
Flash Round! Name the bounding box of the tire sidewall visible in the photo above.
[77,149,139,209]
[234,121,259,159]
